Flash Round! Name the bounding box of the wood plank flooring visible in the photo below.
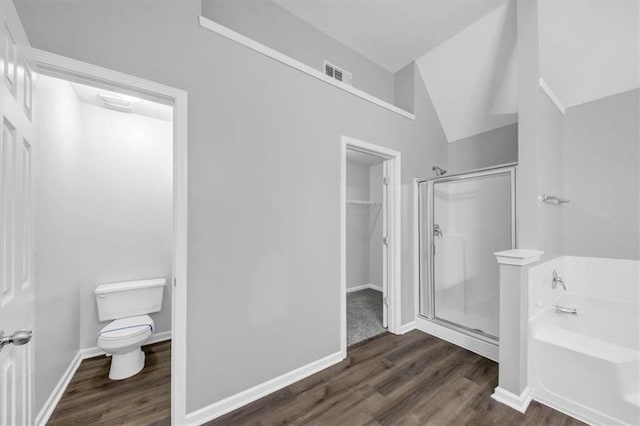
[49,331,582,425]
[48,340,171,425]
[208,331,583,426]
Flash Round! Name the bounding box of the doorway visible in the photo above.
[0,3,188,421]
[340,136,401,356]
[34,72,174,423]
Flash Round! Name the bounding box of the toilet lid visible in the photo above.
[98,315,154,341]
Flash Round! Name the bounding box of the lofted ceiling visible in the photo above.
[271,0,635,142]
[273,0,508,72]
[538,0,639,109]
[415,1,517,142]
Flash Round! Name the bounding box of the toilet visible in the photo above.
[95,278,166,380]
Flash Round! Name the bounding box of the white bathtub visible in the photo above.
[528,257,640,425]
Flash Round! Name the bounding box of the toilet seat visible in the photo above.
[98,315,154,341]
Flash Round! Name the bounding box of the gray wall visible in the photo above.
[201,0,395,104]
[33,73,83,414]
[345,161,384,290]
[447,123,518,174]
[77,92,173,348]
[516,0,542,253]
[15,0,449,412]
[394,62,415,113]
[536,88,564,259]
[563,89,639,259]
[346,163,370,289]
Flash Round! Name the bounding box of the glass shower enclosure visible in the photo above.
[418,165,516,343]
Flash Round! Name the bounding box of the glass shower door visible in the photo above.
[419,166,516,341]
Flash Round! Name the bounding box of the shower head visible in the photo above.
[432,166,447,176]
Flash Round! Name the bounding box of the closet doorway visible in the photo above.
[340,136,401,355]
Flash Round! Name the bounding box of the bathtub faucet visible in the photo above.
[554,305,578,315]
[552,270,567,291]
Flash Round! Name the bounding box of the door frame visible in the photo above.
[31,49,189,424]
[340,136,401,357]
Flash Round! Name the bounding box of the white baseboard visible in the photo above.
[415,317,498,361]
[346,283,383,293]
[396,321,416,335]
[35,330,172,425]
[185,351,344,425]
[79,330,172,360]
[35,351,83,426]
[492,387,533,413]
[531,391,618,425]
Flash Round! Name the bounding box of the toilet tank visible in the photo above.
[95,278,166,321]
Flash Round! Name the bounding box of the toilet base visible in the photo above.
[108,348,145,380]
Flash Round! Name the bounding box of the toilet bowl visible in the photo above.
[95,278,166,380]
[97,315,154,380]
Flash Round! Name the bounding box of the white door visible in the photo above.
[381,161,389,329]
[0,0,35,424]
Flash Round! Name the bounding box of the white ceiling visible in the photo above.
[416,2,517,142]
[538,0,639,109]
[70,82,173,121]
[274,0,508,72]
[347,149,384,166]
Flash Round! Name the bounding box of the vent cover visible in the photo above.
[324,61,352,85]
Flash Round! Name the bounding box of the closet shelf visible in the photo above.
[346,200,382,206]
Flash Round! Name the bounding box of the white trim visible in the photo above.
[31,48,189,425]
[539,78,566,114]
[341,136,402,358]
[78,346,106,360]
[495,249,544,266]
[35,352,82,426]
[78,331,173,360]
[491,387,533,414]
[397,321,416,335]
[415,317,498,362]
[185,351,343,425]
[413,178,421,333]
[531,392,611,426]
[346,283,383,293]
[34,332,173,426]
[340,141,348,357]
[198,16,415,121]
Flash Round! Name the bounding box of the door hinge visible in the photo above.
[383,236,389,246]
[174,278,177,287]
[383,176,390,185]
[383,296,389,306]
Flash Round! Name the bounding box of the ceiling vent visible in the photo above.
[324,61,352,85]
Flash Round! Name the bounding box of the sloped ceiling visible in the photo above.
[273,0,507,72]
[415,2,517,143]
[538,0,640,109]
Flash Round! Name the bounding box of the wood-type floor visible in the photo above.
[49,331,583,425]
[48,340,170,425]
[208,331,583,426]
